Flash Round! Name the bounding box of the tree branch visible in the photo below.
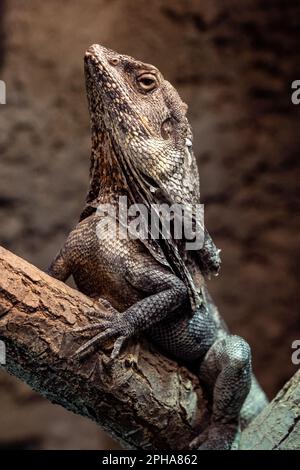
[0,245,299,450]
[0,246,209,450]
[240,368,300,450]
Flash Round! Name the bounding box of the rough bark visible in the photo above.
[240,369,300,450]
[0,245,299,450]
[0,246,209,450]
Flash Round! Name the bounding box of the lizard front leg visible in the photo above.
[47,218,189,359]
[73,264,189,358]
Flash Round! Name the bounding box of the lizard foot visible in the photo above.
[72,307,133,359]
[189,422,239,450]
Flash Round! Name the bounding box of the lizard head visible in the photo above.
[84,44,200,207]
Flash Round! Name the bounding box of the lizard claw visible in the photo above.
[189,429,209,449]
[72,311,133,359]
[189,422,239,450]
[111,335,127,359]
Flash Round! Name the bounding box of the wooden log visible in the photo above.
[0,246,209,450]
[240,369,300,450]
[1,245,299,450]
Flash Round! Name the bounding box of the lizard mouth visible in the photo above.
[84,44,121,91]
[85,47,156,155]
[84,47,106,87]
[84,46,134,126]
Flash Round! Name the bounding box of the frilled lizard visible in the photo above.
[48,44,267,449]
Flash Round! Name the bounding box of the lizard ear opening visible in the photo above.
[161,118,174,140]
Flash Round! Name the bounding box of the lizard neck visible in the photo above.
[87,128,129,205]
[80,128,130,220]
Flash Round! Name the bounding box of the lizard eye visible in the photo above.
[137,73,157,92]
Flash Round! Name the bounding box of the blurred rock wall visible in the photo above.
[0,0,299,449]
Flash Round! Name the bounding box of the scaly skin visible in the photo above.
[49,45,268,449]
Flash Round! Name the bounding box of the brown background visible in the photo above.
[0,0,299,449]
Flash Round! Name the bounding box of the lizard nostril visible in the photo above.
[108,57,120,66]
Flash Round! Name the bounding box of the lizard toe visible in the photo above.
[192,422,239,450]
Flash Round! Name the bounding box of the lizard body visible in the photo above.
[49,45,267,449]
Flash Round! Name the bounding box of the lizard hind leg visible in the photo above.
[192,334,252,450]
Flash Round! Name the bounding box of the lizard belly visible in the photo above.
[72,264,144,312]
[68,215,149,311]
